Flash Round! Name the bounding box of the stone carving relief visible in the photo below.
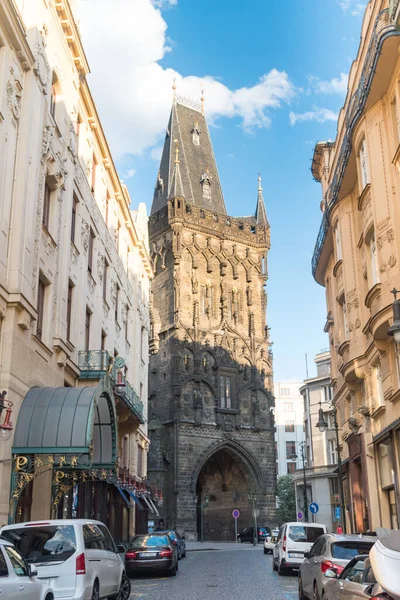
[81,219,90,253]
[6,81,21,121]
[97,254,105,281]
[33,41,50,88]
[41,125,55,164]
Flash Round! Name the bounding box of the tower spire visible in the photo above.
[255,173,269,226]
[172,77,177,103]
[201,89,205,115]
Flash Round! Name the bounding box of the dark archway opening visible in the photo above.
[196,449,253,541]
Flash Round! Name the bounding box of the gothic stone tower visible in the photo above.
[148,97,275,541]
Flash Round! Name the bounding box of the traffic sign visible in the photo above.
[297,511,303,520]
[232,509,240,519]
[310,502,319,514]
[335,507,341,520]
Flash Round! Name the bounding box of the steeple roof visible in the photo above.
[151,99,226,215]
[168,141,185,200]
[255,175,269,226]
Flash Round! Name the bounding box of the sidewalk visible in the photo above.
[186,541,262,551]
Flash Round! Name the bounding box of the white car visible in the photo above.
[264,529,279,554]
[0,537,54,599]
[1,519,131,600]
[272,521,327,575]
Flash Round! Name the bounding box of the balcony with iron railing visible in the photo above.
[312,9,399,278]
[78,350,145,424]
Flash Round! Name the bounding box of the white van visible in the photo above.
[272,522,327,575]
[1,519,130,600]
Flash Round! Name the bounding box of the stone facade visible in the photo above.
[147,97,276,540]
[311,1,400,531]
[0,0,152,539]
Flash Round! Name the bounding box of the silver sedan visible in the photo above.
[298,534,376,600]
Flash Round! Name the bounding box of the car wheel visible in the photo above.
[116,573,131,600]
[272,557,278,571]
[170,564,177,576]
[299,577,306,600]
[182,550,186,558]
[91,581,100,600]
[176,560,179,571]
[264,548,268,554]
[278,561,286,576]
[240,538,243,543]
[313,583,320,600]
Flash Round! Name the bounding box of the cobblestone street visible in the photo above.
[129,545,298,599]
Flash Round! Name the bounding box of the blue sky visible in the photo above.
[80,0,366,381]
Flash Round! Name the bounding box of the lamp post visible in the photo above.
[290,442,308,522]
[248,491,258,546]
[200,495,209,543]
[316,401,347,534]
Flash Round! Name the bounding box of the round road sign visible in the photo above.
[310,502,319,514]
[297,511,303,520]
[232,509,240,519]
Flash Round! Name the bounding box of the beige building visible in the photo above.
[311,1,400,532]
[295,352,340,532]
[0,0,154,540]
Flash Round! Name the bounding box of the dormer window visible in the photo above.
[201,169,212,202]
[156,172,164,199]
[192,122,201,146]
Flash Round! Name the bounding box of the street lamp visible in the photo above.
[388,288,400,342]
[200,495,209,543]
[248,491,258,546]
[291,442,309,523]
[315,401,347,534]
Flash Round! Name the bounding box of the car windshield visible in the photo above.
[2,525,76,564]
[331,542,374,560]
[131,535,169,547]
[288,526,325,543]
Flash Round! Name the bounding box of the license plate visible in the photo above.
[289,552,303,558]
[140,552,157,557]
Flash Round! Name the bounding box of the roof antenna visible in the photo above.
[201,88,205,115]
[172,77,177,103]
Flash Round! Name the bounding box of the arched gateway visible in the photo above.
[192,441,264,541]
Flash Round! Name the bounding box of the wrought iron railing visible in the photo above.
[312,9,398,277]
[78,350,145,423]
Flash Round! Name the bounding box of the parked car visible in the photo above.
[125,533,179,577]
[299,534,376,600]
[237,526,271,543]
[1,519,130,600]
[323,555,377,600]
[0,537,54,600]
[157,530,186,559]
[264,529,280,554]
[273,522,328,575]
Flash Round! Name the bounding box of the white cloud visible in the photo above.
[289,107,338,126]
[79,0,295,158]
[308,72,348,96]
[337,0,366,16]
[125,168,136,178]
[150,146,163,161]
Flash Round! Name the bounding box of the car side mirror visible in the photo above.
[116,545,126,554]
[304,552,311,559]
[324,569,337,579]
[29,565,38,577]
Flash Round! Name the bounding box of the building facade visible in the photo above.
[274,381,304,477]
[294,352,339,532]
[311,0,400,532]
[0,0,155,540]
[147,96,276,541]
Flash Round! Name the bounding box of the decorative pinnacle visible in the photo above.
[174,139,180,164]
[258,173,262,191]
[201,88,205,115]
[172,77,177,102]
[391,288,399,301]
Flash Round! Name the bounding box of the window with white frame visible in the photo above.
[322,385,333,403]
[283,402,293,413]
[334,222,342,261]
[328,440,337,465]
[369,230,379,286]
[359,138,370,189]
[375,362,384,407]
